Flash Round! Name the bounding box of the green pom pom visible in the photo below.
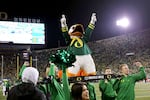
[49,49,76,69]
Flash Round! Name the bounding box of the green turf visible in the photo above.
[0,82,150,100]
[0,87,6,100]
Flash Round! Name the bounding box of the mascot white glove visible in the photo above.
[90,13,97,25]
[60,14,67,27]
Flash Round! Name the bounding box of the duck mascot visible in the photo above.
[59,13,97,77]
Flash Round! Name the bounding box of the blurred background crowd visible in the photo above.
[0,28,150,83]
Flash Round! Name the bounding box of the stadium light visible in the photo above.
[116,17,130,28]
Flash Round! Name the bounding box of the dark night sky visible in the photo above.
[0,0,150,49]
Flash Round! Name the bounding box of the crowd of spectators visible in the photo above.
[0,29,150,82]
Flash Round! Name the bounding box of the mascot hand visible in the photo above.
[90,13,97,25]
[60,14,67,27]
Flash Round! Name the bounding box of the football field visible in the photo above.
[0,82,150,100]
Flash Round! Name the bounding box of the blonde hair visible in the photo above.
[119,64,128,70]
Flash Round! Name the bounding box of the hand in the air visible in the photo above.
[60,14,67,27]
[133,62,143,68]
[90,13,97,25]
[23,61,30,66]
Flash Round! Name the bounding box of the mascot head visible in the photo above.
[68,24,84,37]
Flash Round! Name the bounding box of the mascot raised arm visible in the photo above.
[60,13,97,77]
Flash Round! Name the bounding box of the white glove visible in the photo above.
[60,14,67,27]
[90,13,97,25]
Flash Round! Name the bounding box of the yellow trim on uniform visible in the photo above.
[61,27,68,32]
[88,23,95,29]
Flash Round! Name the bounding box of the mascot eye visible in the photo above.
[72,26,75,29]
[69,25,76,33]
